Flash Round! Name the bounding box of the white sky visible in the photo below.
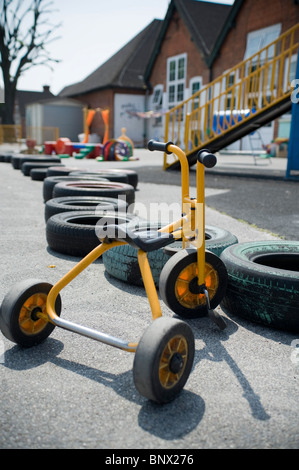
[7,0,234,95]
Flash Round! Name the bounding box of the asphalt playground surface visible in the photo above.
[0,146,298,450]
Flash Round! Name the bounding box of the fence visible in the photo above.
[0,125,22,144]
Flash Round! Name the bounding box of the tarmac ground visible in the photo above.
[0,145,298,450]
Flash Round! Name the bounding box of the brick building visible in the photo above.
[60,0,299,149]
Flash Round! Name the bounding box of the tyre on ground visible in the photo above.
[43,176,109,202]
[46,210,139,257]
[53,180,135,206]
[11,154,61,170]
[44,196,128,221]
[220,240,299,333]
[69,169,138,189]
[102,223,237,287]
[69,171,129,184]
[46,167,81,177]
[21,162,64,176]
[30,168,51,181]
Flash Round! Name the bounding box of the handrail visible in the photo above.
[164,23,299,169]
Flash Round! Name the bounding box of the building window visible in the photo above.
[151,84,163,125]
[284,54,297,91]
[152,85,163,106]
[226,73,236,109]
[189,76,202,110]
[167,53,187,111]
[244,24,282,109]
[244,24,282,61]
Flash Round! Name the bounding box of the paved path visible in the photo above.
[0,150,298,450]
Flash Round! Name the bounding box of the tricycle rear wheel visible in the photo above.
[133,317,195,404]
[0,279,61,347]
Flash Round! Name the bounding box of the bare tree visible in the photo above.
[0,0,61,123]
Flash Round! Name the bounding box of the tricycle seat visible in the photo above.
[100,224,175,252]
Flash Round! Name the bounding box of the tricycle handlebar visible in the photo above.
[147,139,173,154]
[197,149,217,168]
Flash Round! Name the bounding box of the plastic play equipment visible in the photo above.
[100,129,134,161]
[44,128,135,162]
[83,109,96,143]
[44,138,103,159]
[83,107,109,145]
[44,104,135,161]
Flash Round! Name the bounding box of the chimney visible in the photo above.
[43,85,50,93]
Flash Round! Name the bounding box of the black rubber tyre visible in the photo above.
[44,196,128,221]
[69,169,138,189]
[12,155,61,170]
[164,225,238,258]
[5,154,13,163]
[119,169,138,190]
[11,154,27,169]
[0,279,62,347]
[0,153,13,162]
[159,249,228,319]
[30,168,50,181]
[220,241,299,333]
[46,166,90,177]
[53,180,135,206]
[69,171,129,184]
[21,162,64,176]
[46,210,139,257]
[43,176,109,202]
[133,317,195,403]
[102,224,236,287]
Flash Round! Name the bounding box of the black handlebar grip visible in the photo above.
[197,149,217,168]
[148,140,173,154]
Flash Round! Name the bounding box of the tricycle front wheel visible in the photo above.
[133,317,195,404]
[159,249,228,319]
[0,279,61,347]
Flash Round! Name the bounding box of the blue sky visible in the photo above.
[11,0,234,95]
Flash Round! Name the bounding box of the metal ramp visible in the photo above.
[163,24,298,170]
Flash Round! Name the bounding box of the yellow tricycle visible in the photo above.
[0,140,228,404]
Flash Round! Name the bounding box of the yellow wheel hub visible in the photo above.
[159,335,188,389]
[175,262,219,308]
[18,293,49,336]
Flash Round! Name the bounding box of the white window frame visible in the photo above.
[219,69,240,111]
[167,53,187,110]
[151,84,164,126]
[190,76,202,95]
[244,24,282,110]
[244,24,282,61]
[284,54,297,92]
[152,84,163,107]
[189,75,203,112]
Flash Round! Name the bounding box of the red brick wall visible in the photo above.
[149,10,210,90]
[150,0,299,88]
[212,0,299,78]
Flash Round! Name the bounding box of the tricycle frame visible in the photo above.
[45,142,209,352]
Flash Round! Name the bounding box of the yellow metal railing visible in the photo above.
[0,125,22,144]
[164,24,299,169]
